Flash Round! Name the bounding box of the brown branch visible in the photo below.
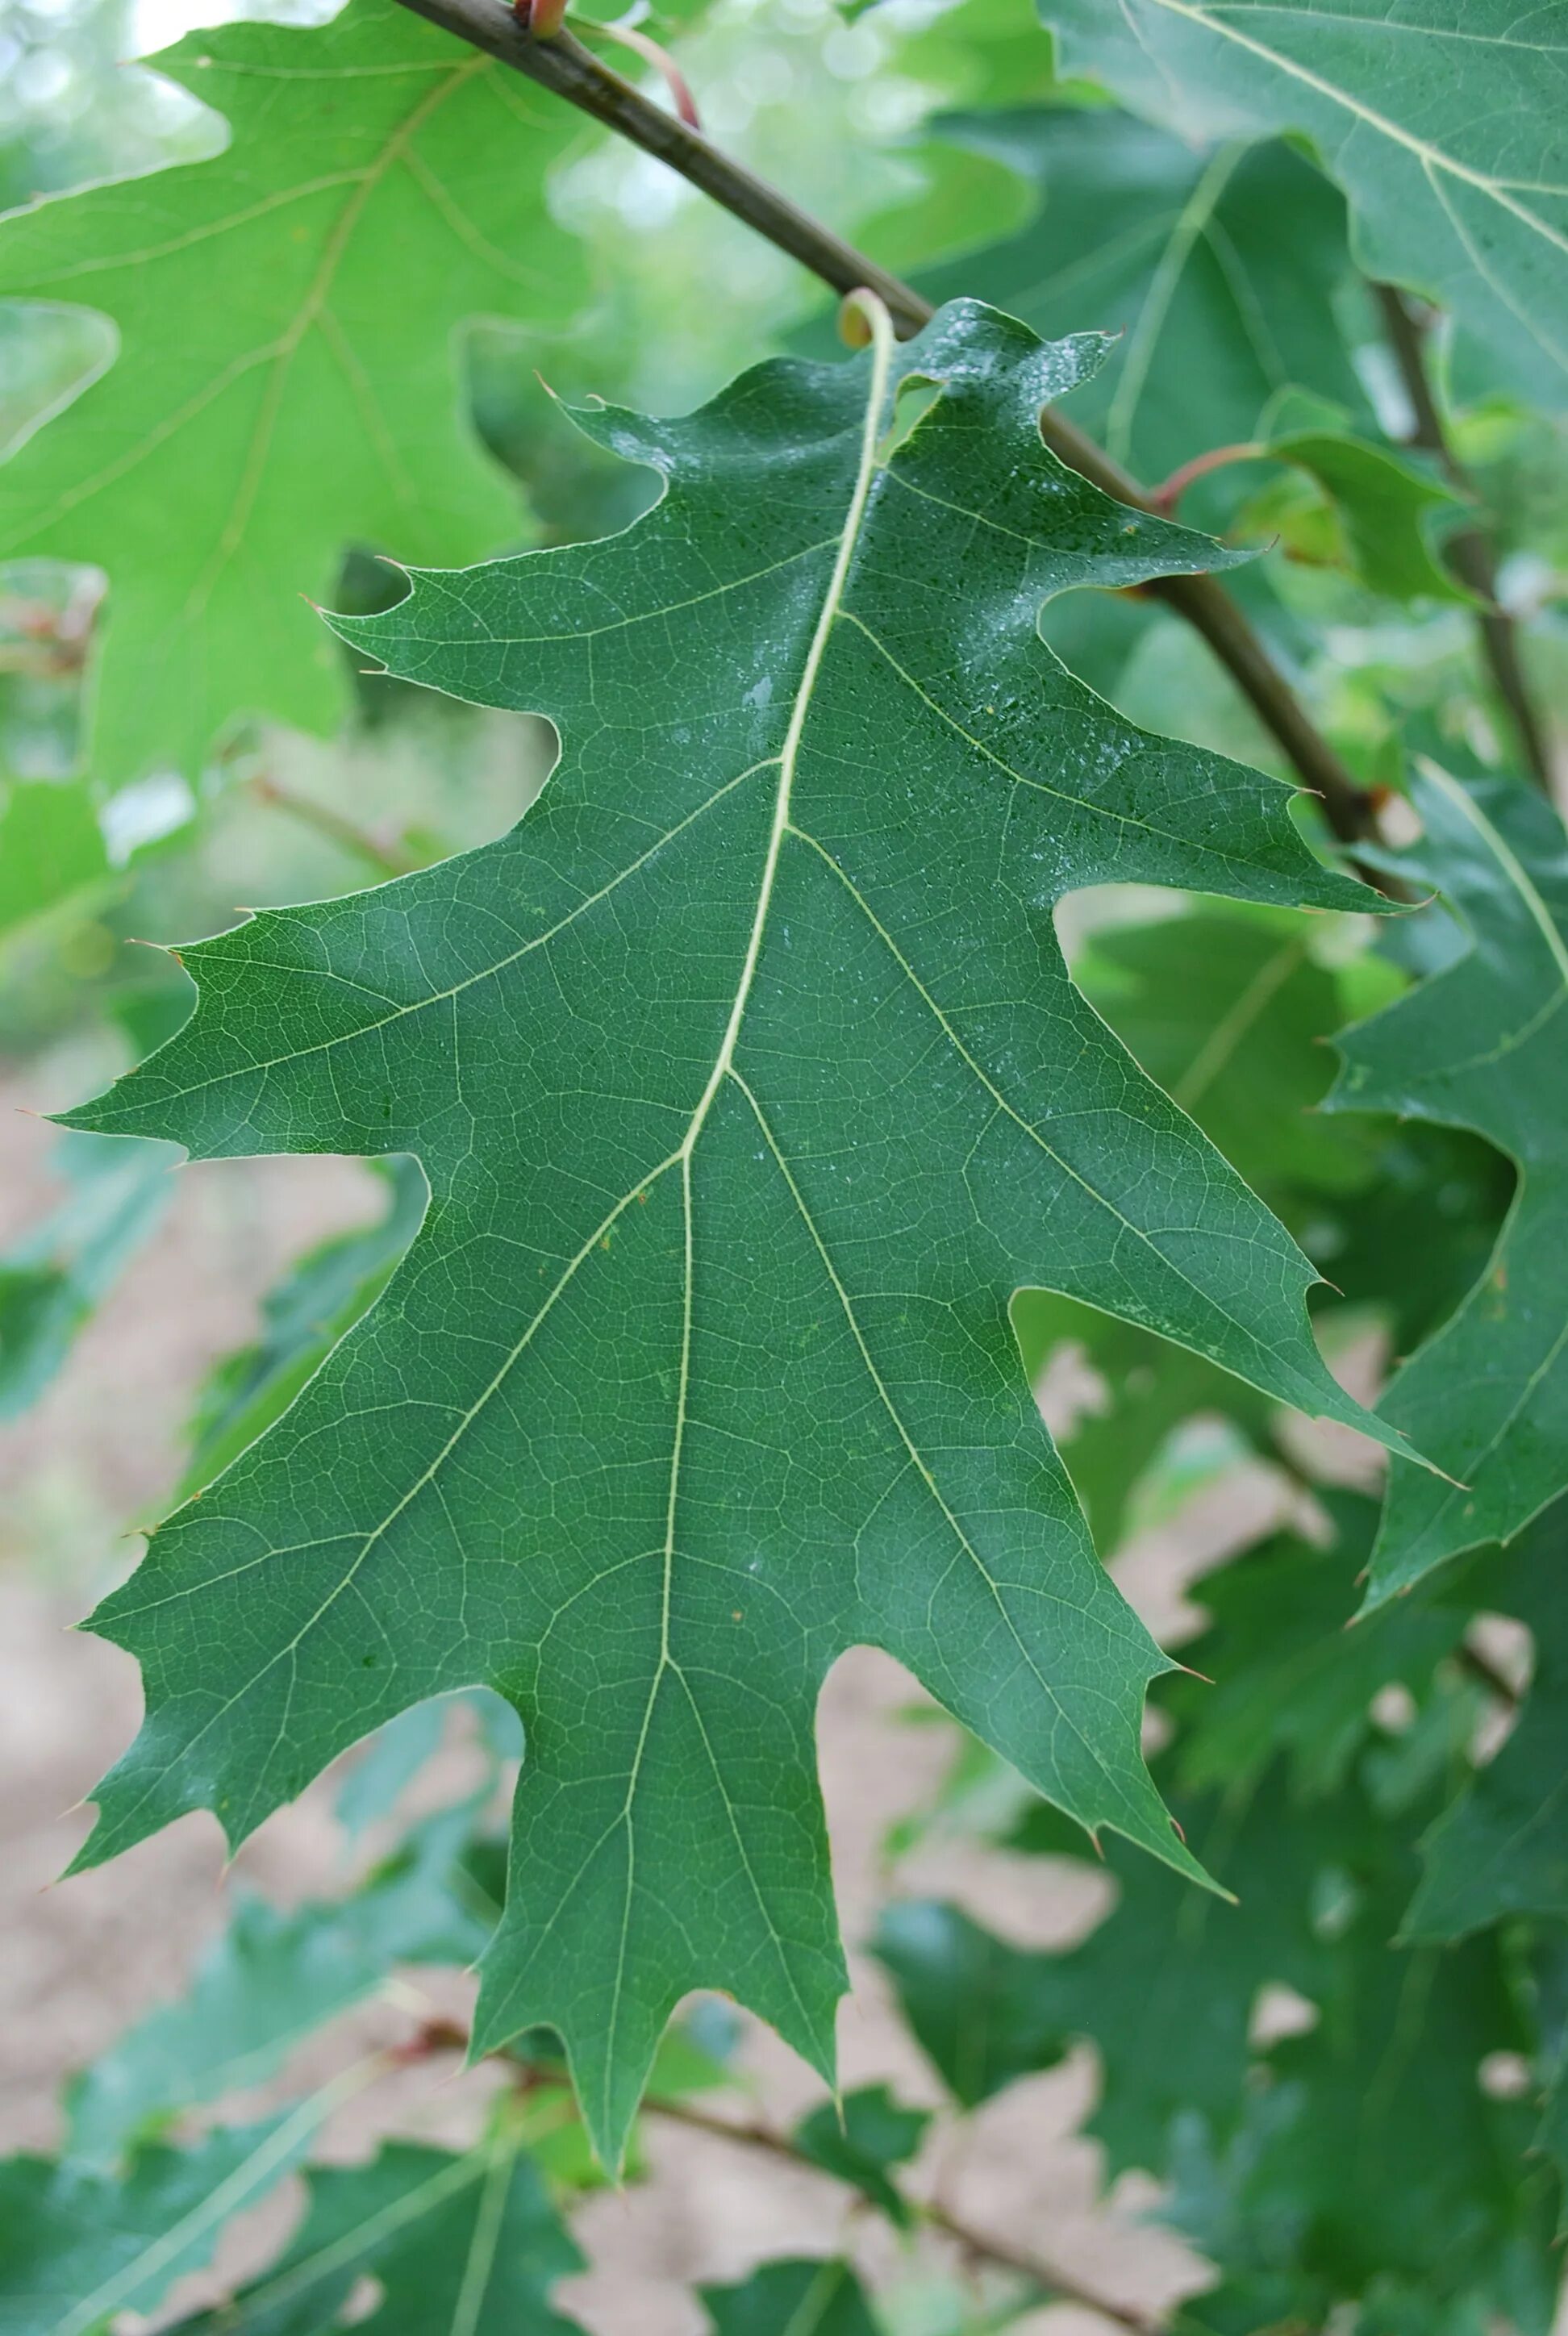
[396,2017,1163,2328]
[1457,1636,1522,1711]
[387,0,1378,852]
[248,771,426,877]
[643,2093,1161,2334]
[1374,283,1554,798]
[1151,442,1268,515]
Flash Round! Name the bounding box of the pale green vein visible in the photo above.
[729,1065,1161,1842]
[1174,933,1307,1108]
[595,294,899,2116]
[1106,140,1245,462]
[448,2140,515,2336]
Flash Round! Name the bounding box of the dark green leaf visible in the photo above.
[1074,903,1377,1197]
[791,2086,930,2225]
[0,2118,323,2336]
[1014,906,1382,1547]
[1329,766,1568,1603]
[63,301,1416,2167]
[916,108,1366,492]
[1406,1498,1568,1939]
[701,2259,879,2336]
[1320,1120,1513,1354]
[877,1775,1329,2157]
[880,1769,1551,2322]
[1167,1497,1467,1800]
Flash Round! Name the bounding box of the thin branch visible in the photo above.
[387,0,1378,851]
[1152,442,1267,514]
[248,771,426,877]
[643,2093,1161,2334]
[1374,283,1554,798]
[1457,1636,1522,1711]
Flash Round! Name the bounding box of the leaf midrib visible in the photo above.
[596,299,899,2115]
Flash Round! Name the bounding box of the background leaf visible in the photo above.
[0,1129,174,1419]
[1405,1498,1568,1939]
[65,1804,494,2168]
[914,105,1367,490]
[0,0,581,790]
[1034,0,1568,403]
[700,2259,878,2336]
[1330,765,1568,1601]
[172,2134,584,2336]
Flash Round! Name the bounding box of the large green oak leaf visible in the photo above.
[0,0,579,791]
[1034,0,1568,405]
[61,303,1416,2166]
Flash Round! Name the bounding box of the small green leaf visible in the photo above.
[1256,428,1469,603]
[0,1132,175,1420]
[701,2259,879,2336]
[792,2086,931,2225]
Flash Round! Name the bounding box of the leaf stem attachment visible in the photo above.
[1152,441,1267,513]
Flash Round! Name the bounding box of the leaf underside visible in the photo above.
[64,300,1413,2164]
